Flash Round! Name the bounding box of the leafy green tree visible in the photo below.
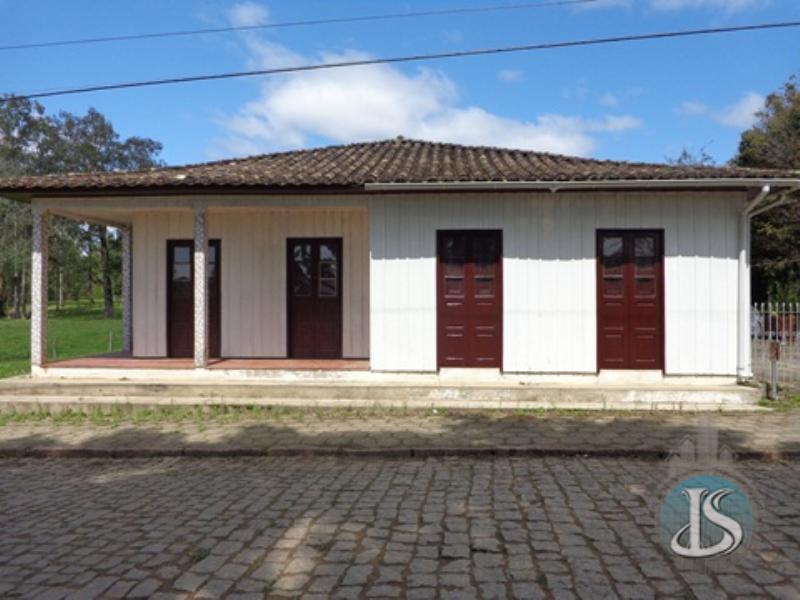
[47,108,163,316]
[0,97,163,318]
[0,97,55,317]
[734,76,800,302]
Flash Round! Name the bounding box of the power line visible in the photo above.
[0,0,598,52]
[5,20,799,102]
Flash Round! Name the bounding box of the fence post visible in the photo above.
[769,341,780,400]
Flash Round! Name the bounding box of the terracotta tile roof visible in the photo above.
[0,138,796,194]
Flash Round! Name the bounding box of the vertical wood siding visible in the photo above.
[369,191,743,375]
[132,208,369,358]
[132,211,192,357]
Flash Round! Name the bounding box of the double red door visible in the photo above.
[287,238,343,359]
[597,230,664,370]
[437,230,503,368]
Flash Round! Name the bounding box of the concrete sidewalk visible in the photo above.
[1,409,798,459]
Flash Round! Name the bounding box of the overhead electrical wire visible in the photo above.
[0,0,600,51]
[4,21,799,102]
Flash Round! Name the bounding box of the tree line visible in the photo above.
[0,75,798,320]
[0,97,162,318]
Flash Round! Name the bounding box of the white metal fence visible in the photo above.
[752,302,800,388]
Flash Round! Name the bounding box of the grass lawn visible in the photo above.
[0,404,599,427]
[0,303,122,379]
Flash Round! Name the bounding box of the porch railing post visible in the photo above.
[31,206,49,370]
[121,225,132,354]
[193,207,209,369]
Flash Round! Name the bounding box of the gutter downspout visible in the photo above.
[749,185,800,217]
[737,185,771,381]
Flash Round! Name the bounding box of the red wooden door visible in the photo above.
[437,230,502,368]
[287,238,343,359]
[167,240,221,359]
[597,230,663,370]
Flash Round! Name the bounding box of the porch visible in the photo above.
[29,197,371,377]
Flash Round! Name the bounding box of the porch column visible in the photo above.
[30,206,49,369]
[737,211,753,380]
[193,207,209,369]
[121,225,132,354]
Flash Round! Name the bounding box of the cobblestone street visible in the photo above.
[0,456,798,599]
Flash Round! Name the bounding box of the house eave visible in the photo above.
[3,177,799,202]
[0,184,365,200]
[365,178,800,193]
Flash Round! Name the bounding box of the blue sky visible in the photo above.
[2,0,797,166]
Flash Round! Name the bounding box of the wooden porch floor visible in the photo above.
[45,353,370,371]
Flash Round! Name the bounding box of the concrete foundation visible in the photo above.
[1,373,763,412]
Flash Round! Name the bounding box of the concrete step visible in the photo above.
[0,379,763,411]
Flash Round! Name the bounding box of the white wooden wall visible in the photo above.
[132,211,192,357]
[132,208,369,358]
[369,191,744,375]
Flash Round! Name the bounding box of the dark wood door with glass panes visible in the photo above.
[596,230,663,370]
[167,239,221,359]
[287,238,343,359]
[437,230,503,368]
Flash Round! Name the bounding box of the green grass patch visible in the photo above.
[0,404,441,426]
[758,391,800,412]
[0,403,662,427]
[0,301,122,379]
[0,316,30,380]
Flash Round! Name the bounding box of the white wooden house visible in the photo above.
[1,139,797,390]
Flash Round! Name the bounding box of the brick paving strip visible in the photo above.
[1,410,799,460]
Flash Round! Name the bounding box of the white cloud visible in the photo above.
[677,92,763,128]
[228,2,269,27]
[213,136,268,158]
[243,37,305,70]
[649,0,768,11]
[715,92,764,128]
[498,69,523,83]
[215,43,642,157]
[414,111,641,156]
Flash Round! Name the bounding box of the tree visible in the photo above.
[0,97,163,318]
[0,97,57,318]
[47,108,163,317]
[736,76,800,169]
[734,76,800,302]
[667,147,715,167]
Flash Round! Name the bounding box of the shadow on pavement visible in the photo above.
[1,409,798,457]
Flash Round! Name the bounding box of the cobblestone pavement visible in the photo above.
[1,410,799,456]
[0,456,798,599]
